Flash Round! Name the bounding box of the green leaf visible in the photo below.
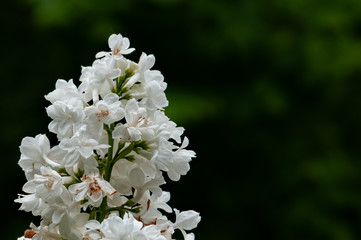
[89,210,99,220]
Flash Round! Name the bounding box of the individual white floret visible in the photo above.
[45,203,89,240]
[137,224,167,240]
[167,137,196,181]
[69,171,117,207]
[45,79,84,107]
[46,100,85,139]
[92,57,121,88]
[112,163,165,202]
[19,223,62,240]
[14,193,46,216]
[100,213,142,239]
[84,93,125,137]
[22,166,72,205]
[149,137,174,172]
[18,134,61,180]
[59,125,109,166]
[124,52,155,89]
[79,57,121,103]
[128,167,165,202]
[113,99,155,142]
[173,209,201,240]
[150,110,184,143]
[83,220,103,240]
[96,33,135,59]
[135,191,172,225]
[138,70,168,111]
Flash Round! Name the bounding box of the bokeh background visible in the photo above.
[3,0,361,239]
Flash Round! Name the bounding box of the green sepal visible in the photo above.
[74,169,84,180]
[133,140,149,153]
[63,176,81,188]
[124,155,135,162]
[89,210,100,220]
[123,199,137,207]
[57,167,69,176]
[129,206,142,214]
[112,141,135,163]
[119,93,132,100]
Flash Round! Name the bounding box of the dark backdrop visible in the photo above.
[3,0,361,239]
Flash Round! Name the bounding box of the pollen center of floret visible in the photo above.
[113,48,120,55]
[89,181,102,194]
[82,175,102,195]
[96,109,109,118]
[44,173,56,189]
[24,229,37,238]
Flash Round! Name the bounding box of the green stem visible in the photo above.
[94,124,137,222]
[98,196,108,222]
[97,124,114,222]
[104,125,114,182]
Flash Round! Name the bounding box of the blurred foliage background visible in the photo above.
[3,0,361,239]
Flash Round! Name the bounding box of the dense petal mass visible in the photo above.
[15,33,199,240]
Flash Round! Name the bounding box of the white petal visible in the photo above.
[174,209,201,231]
[52,209,66,224]
[85,220,101,230]
[128,127,141,141]
[78,146,94,158]
[98,180,117,197]
[129,168,145,186]
[96,51,108,58]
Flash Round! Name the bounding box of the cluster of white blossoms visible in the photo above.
[15,34,200,240]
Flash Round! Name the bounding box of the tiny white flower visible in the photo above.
[136,191,172,225]
[139,225,167,240]
[174,209,201,231]
[140,70,168,110]
[113,99,154,141]
[31,224,62,240]
[100,213,142,239]
[124,52,155,89]
[84,220,102,240]
[121,167,165,202]
[167,137,196,181]
[18,134,61,180]
[46,101,85,139]
[92,57,121,87]
[69,171,117,207]
[14,193,46,216]
[80,57,121,103]
[84,93,125,136]
[22,166,71,204]
[173,209,201,240]
[96,33,135,59]
[45,79,83,107]
[59,125,109,166]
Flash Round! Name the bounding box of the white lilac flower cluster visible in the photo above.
[15,34,200,240]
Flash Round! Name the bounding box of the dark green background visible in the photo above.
[3,0,361,239]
